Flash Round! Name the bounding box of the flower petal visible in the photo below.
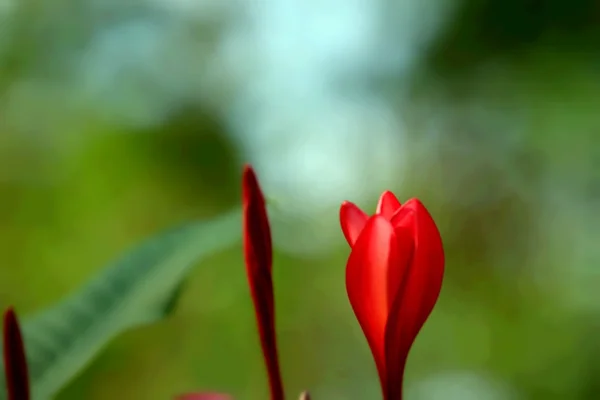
[345,215,414,396]
[384,199,444,399]
[242,165,285,400]
[339,201,368,247]
[243,165,272,273]
[376,191,402,220]
[3,308,30,400]
[390,199,444,339]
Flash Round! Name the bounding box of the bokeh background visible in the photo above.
[1,0,599,398]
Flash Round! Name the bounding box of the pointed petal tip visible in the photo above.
[3,306,30,400]
[376,191,402,219]
[242,165,268,213]
[3,306,21,344]
[241,163,271,264]
[242,165,258,190]
[339,201,369,247]
[3,307,16,325]
[242,163,255,177]
[339,200,353,217]
[402,198,434,216]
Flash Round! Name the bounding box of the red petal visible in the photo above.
[242,165,285,400]
[384,199,444,399]
[389,199,444,339]
[3,308,30,400]
[375,191,402,220]
[243,165,272,273]
[175,393,234,400]
[339,201,368,247]
[345,216,414,397]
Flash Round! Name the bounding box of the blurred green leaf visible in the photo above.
[1,208,241,400]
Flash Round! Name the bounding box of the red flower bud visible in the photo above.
[340,191,444,400]
[177,165,285,400]
[241,165,285,400]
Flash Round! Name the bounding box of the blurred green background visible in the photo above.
[0,0,599,398]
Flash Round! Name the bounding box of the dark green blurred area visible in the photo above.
[0,0,599,398]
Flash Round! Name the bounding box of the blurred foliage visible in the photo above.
[0,0,599,399]
[1,207,242,399]
[429,0,600,72]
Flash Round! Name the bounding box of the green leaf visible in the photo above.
[1,208,242,400]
